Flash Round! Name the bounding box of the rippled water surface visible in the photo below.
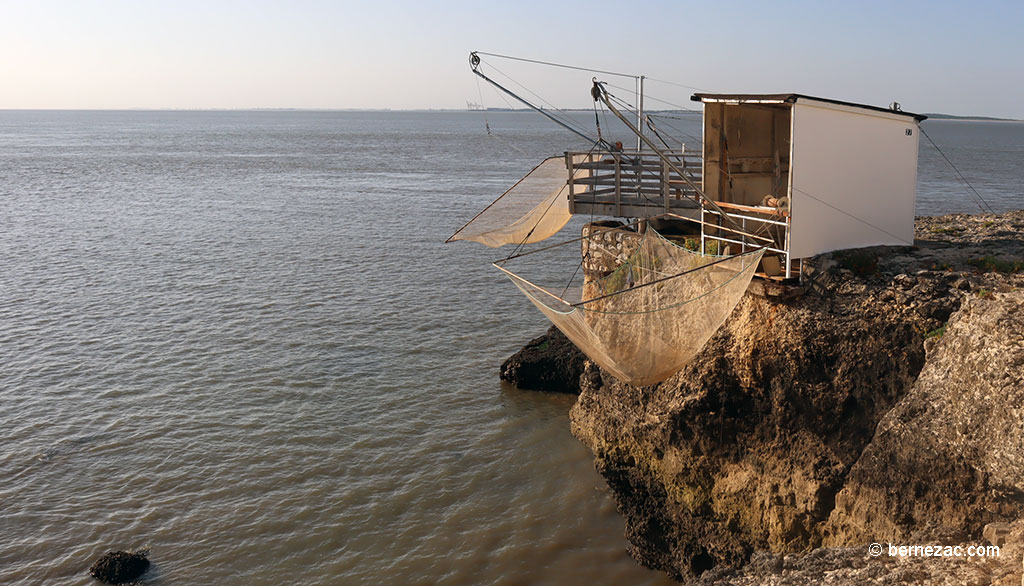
[0,111,1019,585]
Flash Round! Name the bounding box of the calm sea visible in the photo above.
[0,110,1019,585]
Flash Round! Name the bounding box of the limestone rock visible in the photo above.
[986,523,1013,547]
[823,290,1024,546]
[513,210,1024,582]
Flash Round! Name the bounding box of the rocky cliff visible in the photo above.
[505,211,1024,583]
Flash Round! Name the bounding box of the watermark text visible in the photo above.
[868,542,1000,558]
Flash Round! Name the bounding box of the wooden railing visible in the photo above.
[566,150,703,218]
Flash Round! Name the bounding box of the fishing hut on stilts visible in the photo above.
[449,52,926,386]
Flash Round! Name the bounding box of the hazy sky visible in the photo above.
[2,0,1021,117]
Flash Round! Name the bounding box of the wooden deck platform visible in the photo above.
[567,150,702,218]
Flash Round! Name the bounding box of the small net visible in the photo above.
[500,228,764,386]
[448,155,592,248]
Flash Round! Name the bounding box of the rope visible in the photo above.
[604,81,702,113]
[790,186,913,245]
[647,114,704,148]
[606,91,638,113]
[476,75,529,156]
[481,61,596,141]
[487,128,529,156]
[920,126,995,214]
[647,112,702,121]
[559,228,587,298]
[599,88,709,210]
[571,245,765,308]
[645,76,713,93]
[598,99,613,148]
[472,51,638,79]
[645,117,680,154]
[474,73,489,127]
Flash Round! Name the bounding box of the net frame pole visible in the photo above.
[594,82,751,243]
[469,53,601,146]
[492,263,573,305]
[636,75,644,152]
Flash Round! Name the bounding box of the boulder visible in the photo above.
[88,548,150,585]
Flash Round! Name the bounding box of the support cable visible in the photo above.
[920,126,995,214]
[484,61,595,138]
[645,77,713,93]
[471,53,607,147]
[790,186,914,245]
[647,114,704,149]
[593,81,752,243]
[604,81,702,113]
[472,51,638,79]
[476,75,529,155]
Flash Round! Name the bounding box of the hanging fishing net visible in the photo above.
[447,155,593,247]
[498,227,764,386]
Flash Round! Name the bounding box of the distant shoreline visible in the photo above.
[0,108,1018,121]
[0,107,698,114]
[922,113,1021,122]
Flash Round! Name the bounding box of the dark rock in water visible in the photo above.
[500,325,587,394]
[89,549,150,584]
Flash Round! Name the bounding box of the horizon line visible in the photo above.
[0,108,1018,122]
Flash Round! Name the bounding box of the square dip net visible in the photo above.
[446,155,593,248]
[497,227,764,386]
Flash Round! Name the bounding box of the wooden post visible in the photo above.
[718,103,729,204]
[770,110,781,199]
[614,151,622,217]
[663,158,670,213]
[566,152,576,214]
[784,214,793,280]
[677,144,686,200]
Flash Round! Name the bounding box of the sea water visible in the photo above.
[0,110,1019,584]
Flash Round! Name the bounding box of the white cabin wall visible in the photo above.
[788,100,919,258]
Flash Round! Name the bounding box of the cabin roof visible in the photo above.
[690,93,927,122]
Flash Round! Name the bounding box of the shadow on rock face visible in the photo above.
[555,211,1024,582]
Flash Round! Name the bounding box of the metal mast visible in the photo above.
[593,80,759,244]
[636,75,645,151]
